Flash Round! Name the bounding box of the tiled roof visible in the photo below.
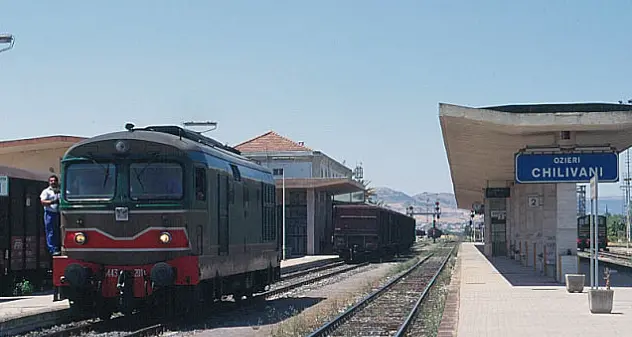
[235,131,312,153]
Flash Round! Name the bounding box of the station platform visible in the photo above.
[456,243,632,337]
[0,254,339,336]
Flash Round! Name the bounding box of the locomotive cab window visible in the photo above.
[64,162,117,201]
[129,162,183,200]
[195,167,206,201]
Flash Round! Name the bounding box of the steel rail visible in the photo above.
[280,261,345,281]
[394,244,457,336]
[305,253,435,337]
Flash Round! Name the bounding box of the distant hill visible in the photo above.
[374,187,629,219]
[373,187,457,209]
[373,187,469,232]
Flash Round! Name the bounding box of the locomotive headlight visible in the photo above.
[159,232,172,244]
[74,232,87,245]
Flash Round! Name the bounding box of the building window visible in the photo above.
[273,168,284,176]
[560,131,571,140]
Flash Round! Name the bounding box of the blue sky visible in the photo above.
[1,1,632,197]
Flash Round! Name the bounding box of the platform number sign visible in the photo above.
[528,196,540,208]
[0,175,8,197]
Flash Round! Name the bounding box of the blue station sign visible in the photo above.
[515,152,619,184]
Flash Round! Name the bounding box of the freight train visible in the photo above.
[332,203,415,262]
[53,124,282,318]
[577,214,608,252]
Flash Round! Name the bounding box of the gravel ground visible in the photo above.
[267,263,362,293]
[404,248,458,337]
[158,262,382,337]
[14,315,101,337]
[184,246,439,337]
[264,243,443,337]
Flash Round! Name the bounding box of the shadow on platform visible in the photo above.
[474,245,561,286]
[474,245,632,288]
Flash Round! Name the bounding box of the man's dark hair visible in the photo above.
[49,175,59,181]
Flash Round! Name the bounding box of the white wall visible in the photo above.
[507,182,577,281]
[316,154,352,178]
[261,160,313,178]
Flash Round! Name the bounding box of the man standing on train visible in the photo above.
[40,175,61,256]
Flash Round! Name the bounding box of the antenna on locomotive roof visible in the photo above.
[182,121,218,134]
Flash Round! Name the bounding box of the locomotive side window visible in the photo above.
[65,162,116,200]
[262,183,276,241]
[130,162,183,200]
[195,167,206,201]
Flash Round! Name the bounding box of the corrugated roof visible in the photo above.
[235,131,312,152]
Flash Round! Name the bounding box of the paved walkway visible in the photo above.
[457,243,632,337]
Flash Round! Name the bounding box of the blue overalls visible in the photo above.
[41,187,60,255]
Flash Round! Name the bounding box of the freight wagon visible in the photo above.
[332,203,415,262]
[0,165,52,296]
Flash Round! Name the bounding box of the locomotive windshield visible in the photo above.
[65,162,117,200]
[130,162,183,200]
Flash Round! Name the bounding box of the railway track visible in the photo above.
[33,261,370,337]
[306,244,457,337]
[280,261,345,281]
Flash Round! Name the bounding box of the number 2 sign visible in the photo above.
[528,196,540,208]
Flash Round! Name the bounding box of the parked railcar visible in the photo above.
[332,203,415,262]
[426,227,443,239]
[0,165,51,296]
[577,214,608,252]
[53,124,282,318]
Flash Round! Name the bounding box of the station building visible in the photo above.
[235,131,364,256]
[0,136,86,175]
[440,102,632,282]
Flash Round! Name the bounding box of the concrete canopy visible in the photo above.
[439,103,632,210]
[276,178,365,195]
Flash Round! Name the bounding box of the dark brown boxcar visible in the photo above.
[333,203,415,261]
[0,165,51,295]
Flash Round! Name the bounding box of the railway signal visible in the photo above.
[432,201,441,243]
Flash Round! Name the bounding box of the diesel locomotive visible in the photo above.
[53,124,281,318]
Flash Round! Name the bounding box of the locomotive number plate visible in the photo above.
[115,207,129,222]
[105,268,145,278]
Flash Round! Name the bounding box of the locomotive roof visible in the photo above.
[65,127,270,173]
[0,165,51,182]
